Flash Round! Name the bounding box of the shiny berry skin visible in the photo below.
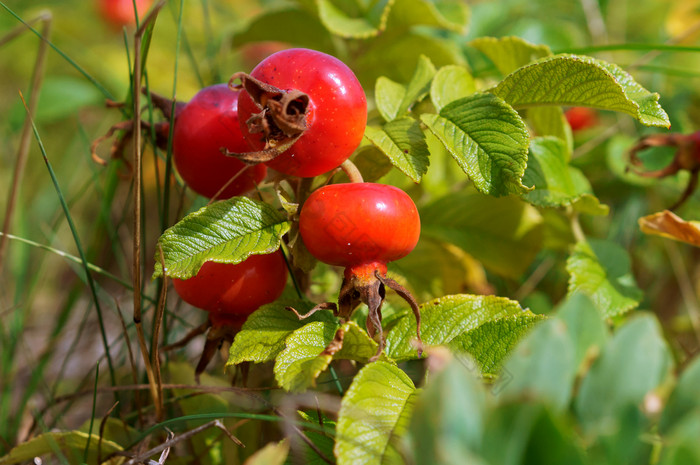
[299,183,420,268]
[99,0,152,28]
[237,48,367,177]
[565,106,598,131]
[172,251,288,323]
[173,84,267,199]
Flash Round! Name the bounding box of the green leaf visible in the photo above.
[420,190,543,278]
[566,239,644,318]
[421,93,531,196]
[246,440,290,465]
[153,197,291,279]
[335,321,380,363]
[375,55,436,121]
[575,314,673,434]
[449,313,546,375]
[388,0,470,33]
[364,118,430,181]
[660,356,700,434]
[470,36,551,75]
[522,137,609,215]
[528,107,572,152]
[335,362,418,465]
[497,318,577,411]
[0,431,123,465]
[491,54,670,128]
[317,0,393,38]
[227,301,336,365]
[659,413,700,465]
[555,293,609,373]
[386,294,528,361]
[352,145,395,182]
[274,320,339,392]
[232,9,335,54]
[430,65,476,113]
[405,355,486,464]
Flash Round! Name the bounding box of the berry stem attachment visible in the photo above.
[340,159,363,184]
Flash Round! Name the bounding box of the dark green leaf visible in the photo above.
[421,93,531,196]
[153,197,291,279]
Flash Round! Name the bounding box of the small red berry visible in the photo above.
[565,106,598,131]
[171,251,288,322]
[237,48,367,177]
[99,0,152,28]
[173,84,267,199]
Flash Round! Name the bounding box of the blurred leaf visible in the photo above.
[289,412,336,465]
[430,65,476,112]
[245,439,290,465]
[335,321,380,363]
[227,301,335,365]
[10,76,102,128]
[233,9,335,54]
[566,239,644,318]
[354,31,463,84]
[528,107,572,151]
[481,404,587,465]
[575,314,673,434]
[335,362,418,465]
[492,54,670,128]
[639,210,700,247]
[375,55,436,121]
[659,413,700,465]
[420,190,543,278]
[555,293,608,373]
[352,145,395,182]
[0,431,122,465]
[405,355,486,464]
[274,321,338,392]
[449,313,546,375]
[660,356,700,434]
[364,118,429,181]
[470,36,551,75]
[386,294,528,361]
[388,0,470,33]
[522,137,609,215]
[422,93,531,196]
[153,197,291,279]
[317,0,393,38]
[497,318,576,411]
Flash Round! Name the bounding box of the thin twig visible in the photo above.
[115,299,145,427]
[98,401,120,465]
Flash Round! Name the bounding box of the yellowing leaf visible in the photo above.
[639,210,700,247]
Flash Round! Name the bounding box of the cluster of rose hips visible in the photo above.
[144,48,422,375]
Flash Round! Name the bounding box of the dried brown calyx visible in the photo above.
[629,131,700,210]
[227,72,309,164]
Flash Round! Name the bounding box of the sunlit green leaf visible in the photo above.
[388,0,470,33]
[364,118,430,181]
[317,0,393,38]
[430,65,476,112]
[374,55,436,121]
[246,439,290,465]
[376,77,406,122]
[154,197,291,279]
[470,36,551,75]
[335,321,380,363]
[386,294,528,361]
[335,362,418,465]
[449,313,546,375]
[227,301,335,365]
[420,190,543,278]
[492,54,670,127]
[274,320,339,392]
[523,137,609,215]
[421,93,531,196]
[566,239,644,318]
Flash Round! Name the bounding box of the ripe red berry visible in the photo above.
[299,183,420,270]
[99,0,152,28]
[236,48,367,177]
[564,106,598,131]
[173,84,267,199]
[297,182,421,359]
[171,251,288,326]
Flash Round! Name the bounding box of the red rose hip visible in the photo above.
[235,48,367,177]
[173,84,267,199]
